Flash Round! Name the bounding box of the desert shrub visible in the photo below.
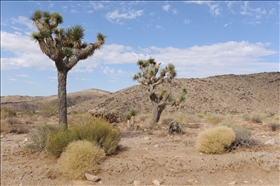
[196,126,236,154]
[1,108,17,119]
[139,114,148,121]
[206,114,222,125]
[267,122,280,131]
[38,103,58,118]
[220,122,260,150]
[27,124,65,152]
[9,125,29,134]
[58,140,105,180]
[46,116,121,157]
[195,113,205,118]
[251,114,265,123]
[266,111,276,118]
[161,117,174,125]
[5,117,21,125]
[242,114,251,121]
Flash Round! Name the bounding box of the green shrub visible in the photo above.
[46,116,121,157]
[58,140,105,180]
[267,122,280,131]
[27,124,65,152]
[196,126,236,154]
[251,114,265,123]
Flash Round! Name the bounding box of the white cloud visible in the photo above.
[208,3,221,16]
[162,4,171,12]
[240,2,266,18]
[269,8,275,16]
[9,78,17,81]
[106,9,144,24]
[223,21,232,27]
[1,31,55,70]
[156,25,162,29]
[10,16,35,31]
[75,78,88,81]
[102,66,115,74]
[1,31,278,78]
[117,69,128,75]
[185,1,221,16]
[70,9,79,13]
[172,9,179,15]
[90,2,104,10]
[16,74,29,78]
[183,19,191,24]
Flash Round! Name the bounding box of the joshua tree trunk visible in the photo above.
[58,70,68,126]
[149,104,165,128]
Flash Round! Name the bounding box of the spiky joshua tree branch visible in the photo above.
[30,10,106,127]
[133,57,186,128]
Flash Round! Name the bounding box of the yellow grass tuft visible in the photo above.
[196,126,236,154]
[58,140,105,180]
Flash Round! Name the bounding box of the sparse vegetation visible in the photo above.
[27,124,66,152]
[267,122,280,131]
[1,107,17,119]
[206,114,222,125]
[251,114,265,124]
[46,116,121,157]
[161,116,174,125]
[38,103,58,118]
[58,140,105,180]
[133,57,187,128]
[220,121,260,150]
[196,126,236,154]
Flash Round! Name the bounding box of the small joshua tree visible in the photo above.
[30,10,106,127]
[126,108,137,130]
[133,58,186,128]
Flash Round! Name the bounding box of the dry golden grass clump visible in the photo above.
[46,115,121,157]
[58,140,105,180]
[196,126,236,154]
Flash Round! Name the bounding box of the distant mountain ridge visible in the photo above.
[1,72,279,115]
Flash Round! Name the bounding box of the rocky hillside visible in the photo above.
[72,72,280,115]
[1,89,111,112]
[1,72,279,115]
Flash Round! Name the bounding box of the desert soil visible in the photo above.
[1,116,280,186]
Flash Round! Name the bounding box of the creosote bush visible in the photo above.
[46,116,121,157]
[196,126,236,154]
[58,140,105,180]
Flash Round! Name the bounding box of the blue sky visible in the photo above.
[1,1,279,96]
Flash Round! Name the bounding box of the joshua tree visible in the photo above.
[30,10,106,127]
[126,108,137,130]
[133,58,186,128]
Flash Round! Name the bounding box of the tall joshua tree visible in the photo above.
[30,10,106,127]
[133,58,187,128]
